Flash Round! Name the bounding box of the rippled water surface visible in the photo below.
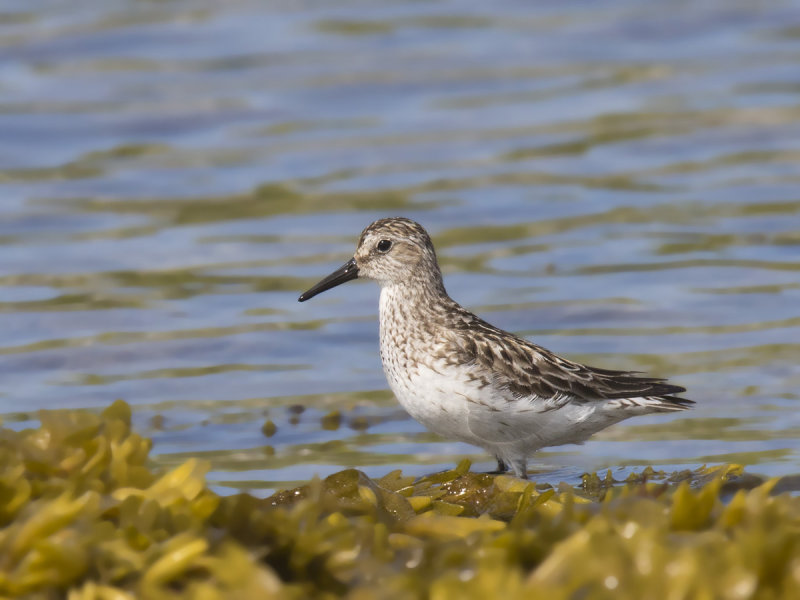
[2,0,800,494]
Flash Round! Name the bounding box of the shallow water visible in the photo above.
[1,0,799,494]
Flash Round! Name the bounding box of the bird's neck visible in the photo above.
[379,277,451,335]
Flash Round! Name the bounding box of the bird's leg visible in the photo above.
[510,458,529,480]
[485,457,508,475]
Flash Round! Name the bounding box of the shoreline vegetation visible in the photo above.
[1,400,799,599]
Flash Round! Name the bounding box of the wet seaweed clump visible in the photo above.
[2,401,800,599]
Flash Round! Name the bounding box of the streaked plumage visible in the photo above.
[299,217,693,478]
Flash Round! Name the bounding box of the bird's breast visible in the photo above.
[378,292,494,447]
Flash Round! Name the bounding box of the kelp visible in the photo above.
[1,401,799,599]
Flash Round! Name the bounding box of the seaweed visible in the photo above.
[1,400,799,599]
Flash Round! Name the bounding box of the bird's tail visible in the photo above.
[603,395,694,413]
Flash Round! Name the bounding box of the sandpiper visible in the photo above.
[299,217,693,478]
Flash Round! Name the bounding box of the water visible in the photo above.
[1,0,799,495]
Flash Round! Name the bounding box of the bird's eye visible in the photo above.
[376,239,392,253]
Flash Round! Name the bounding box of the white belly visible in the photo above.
[382,357,480,444]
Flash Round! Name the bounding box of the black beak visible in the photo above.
[298,258,359,302]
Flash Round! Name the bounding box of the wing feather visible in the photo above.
[441,306,693,409]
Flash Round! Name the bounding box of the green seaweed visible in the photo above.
[1,400,799,599]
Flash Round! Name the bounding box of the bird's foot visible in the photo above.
[484,458,509,475]
[483,458,529,479]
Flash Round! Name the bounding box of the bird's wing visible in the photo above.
[442,310,692,414]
